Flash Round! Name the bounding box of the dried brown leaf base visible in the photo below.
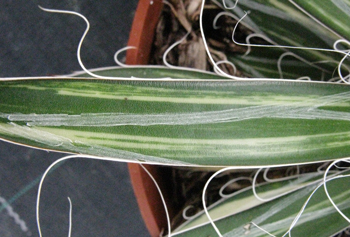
[149,0,250,76]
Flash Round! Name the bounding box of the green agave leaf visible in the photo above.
[0,69,350,166]
[69,66,228,79]
[290,0,350,41]
[228,47,333,80]
[173,172,350,237]
[173,171,323,234]
[223,0,347,79]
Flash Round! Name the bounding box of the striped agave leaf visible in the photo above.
[0,67,350,166]
[290,0,350,40]
[227,47,329,80]
[221,0,348,80]
[173,170,350,237]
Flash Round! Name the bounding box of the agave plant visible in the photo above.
[1,0,350,236]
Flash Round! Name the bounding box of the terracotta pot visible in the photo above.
[126,1,173,236]
[126,0,163,65]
